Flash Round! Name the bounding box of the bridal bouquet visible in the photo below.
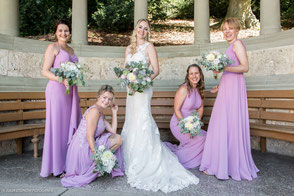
[113,61,154,95]
[91,145,119,176]
[196,51,234,79]
[51,61,86,94]
[178,111,204,138]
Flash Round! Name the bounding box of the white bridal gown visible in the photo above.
[121,42,199,193]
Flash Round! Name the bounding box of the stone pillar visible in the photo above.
[134,0,148,25]
[0,0,19,36]
[194,0,210,44]
[72,0,88,45]
[260,0,281,35]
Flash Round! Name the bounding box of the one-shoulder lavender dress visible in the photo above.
[61,105,124,187]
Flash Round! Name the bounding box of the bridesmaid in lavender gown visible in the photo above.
[61,85,124,187]
[165,64,206,169]
[40,19,81,177]
[199,18,259,181]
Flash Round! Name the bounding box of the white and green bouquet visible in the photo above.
[113,61,154,96]
[178,111,204,138]
[91,145,119,176]
[51,61,85,94]
[196,51,234,79]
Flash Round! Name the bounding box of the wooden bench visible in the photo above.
[1,90,293,157]
[0,92,46,158]
[204,90,294,152]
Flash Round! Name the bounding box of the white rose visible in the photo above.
[206,54,215,61]
[185,122,193,130]
[127,73,136,82]
[185,116,194,122]
[98,145,105,151]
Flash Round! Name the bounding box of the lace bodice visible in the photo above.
[75,105,106,148]
[126,42,150,64]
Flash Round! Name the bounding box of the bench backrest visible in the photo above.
[1,90,293,128]
[0,92,46,126]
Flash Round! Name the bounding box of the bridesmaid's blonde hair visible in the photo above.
[221,17,242,31]
[97,85,115,98]
[129,19,151,55]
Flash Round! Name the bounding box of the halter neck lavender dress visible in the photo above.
[165,86,206,169]
[40,48,82,177]
[199,40,259,181]
[61,105,124,187]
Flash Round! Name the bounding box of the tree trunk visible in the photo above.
[226,0,259,29]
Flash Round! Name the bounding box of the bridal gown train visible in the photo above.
[121,42,199,193]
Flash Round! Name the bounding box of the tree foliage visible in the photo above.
[18,0,294,36]
[281,0,294,27]
[91,0,134,32]
[148,0,169,21]
[19,0,72,36]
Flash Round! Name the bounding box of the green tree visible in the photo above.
[91,0,134,32]
[19,0,71,36]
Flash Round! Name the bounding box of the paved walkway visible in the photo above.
[0,150,293,196]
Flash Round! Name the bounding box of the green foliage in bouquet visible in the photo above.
[113,61,154,96]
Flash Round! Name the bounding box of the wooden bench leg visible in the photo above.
[260,137,266,153]
[31,135,40,158]
[16,138,23,155]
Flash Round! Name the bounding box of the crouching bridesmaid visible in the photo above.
[61,85,124,187]
[165,64,206,169]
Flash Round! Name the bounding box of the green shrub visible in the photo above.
[148,0,170,21]
[19,0,71,36]
[168,0,194,19]
[91,0,134,32]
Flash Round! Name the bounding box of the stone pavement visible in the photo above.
[0,150,293,196]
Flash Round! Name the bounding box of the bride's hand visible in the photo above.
[210,85,219,93]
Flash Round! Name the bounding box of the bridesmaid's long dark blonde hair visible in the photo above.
[184,64,205,99]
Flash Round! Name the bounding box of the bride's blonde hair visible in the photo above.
[129,19,151,55]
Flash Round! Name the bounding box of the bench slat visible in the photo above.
[0,128,45,140]
[249,110,260,119]
[261,100,294,109]
[0,112,22,123]
[248,99,262,107]
[23,102,46,110]
[23,111,46,120]
[247,90,294,98]
[250,123,294,134]
[0,124,45,134]
[0,102,22,111]
[260,111,294,123]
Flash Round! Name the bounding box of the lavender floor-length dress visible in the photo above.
[61,105,124,187]
[199,40,259,181]
[40,48,81,177]
[165,87,206,169]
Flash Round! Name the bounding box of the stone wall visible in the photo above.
[1,44,294,81]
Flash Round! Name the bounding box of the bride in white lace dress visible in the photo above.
[121,19,199,193]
